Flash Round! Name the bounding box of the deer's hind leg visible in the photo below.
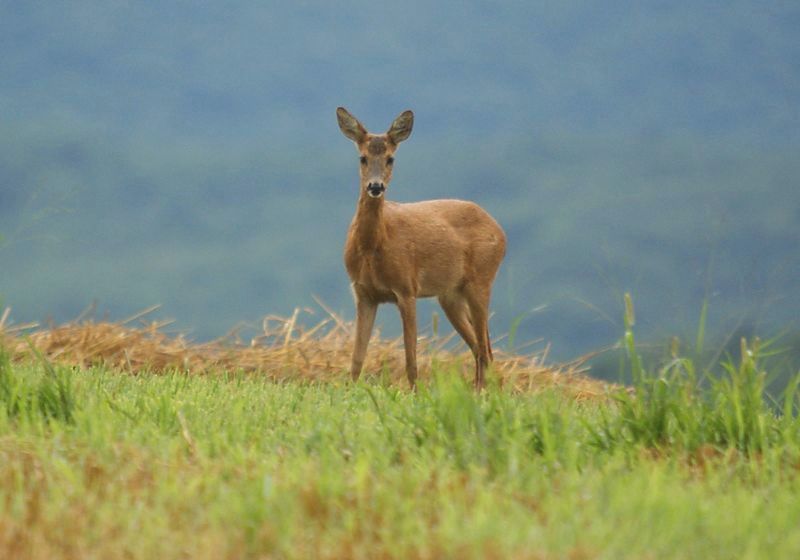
[438,293,480,360]
[463,285,493,390]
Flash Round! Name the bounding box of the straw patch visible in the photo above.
[0,305,608,398]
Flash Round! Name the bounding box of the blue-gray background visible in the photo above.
[2,2,799,376]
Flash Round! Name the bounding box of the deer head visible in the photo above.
[336,107,414,199]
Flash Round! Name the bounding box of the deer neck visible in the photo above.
[352,190,387,253]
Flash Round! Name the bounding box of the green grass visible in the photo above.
[2,339,800,559]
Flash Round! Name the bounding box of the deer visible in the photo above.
[336,107,507,390]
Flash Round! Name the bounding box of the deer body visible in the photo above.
[346,199,503,301]
[337,107,506,389]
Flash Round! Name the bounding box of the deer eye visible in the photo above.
[359,156,367,166]
[387,156,394,165]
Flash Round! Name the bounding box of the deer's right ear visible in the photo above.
[337,107,367,144]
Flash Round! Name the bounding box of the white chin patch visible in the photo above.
[367,190,384,198]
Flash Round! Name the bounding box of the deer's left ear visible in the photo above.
[387,110,414,144]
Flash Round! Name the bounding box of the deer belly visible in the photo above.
[416,261,464,298]
[347,242,466,300]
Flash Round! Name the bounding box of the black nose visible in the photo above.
[367,182,386,197]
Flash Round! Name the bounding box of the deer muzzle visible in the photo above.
[366,182,386,198]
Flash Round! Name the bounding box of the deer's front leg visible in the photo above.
[396,295,418,389]
[351,297,378,381]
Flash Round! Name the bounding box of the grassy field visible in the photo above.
[2,313,800,559]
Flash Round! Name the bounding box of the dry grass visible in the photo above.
[0,305,608,398]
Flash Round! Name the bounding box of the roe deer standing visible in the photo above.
[337,107,506,390]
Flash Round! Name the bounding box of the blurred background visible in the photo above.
[1,1,798,379]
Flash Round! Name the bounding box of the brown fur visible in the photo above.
[367,137,387,155]
[336,107,506,389]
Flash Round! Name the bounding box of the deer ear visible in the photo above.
[387,110,413,144]
[337,107,367,144]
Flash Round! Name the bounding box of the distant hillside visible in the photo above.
[1,1,798,367]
